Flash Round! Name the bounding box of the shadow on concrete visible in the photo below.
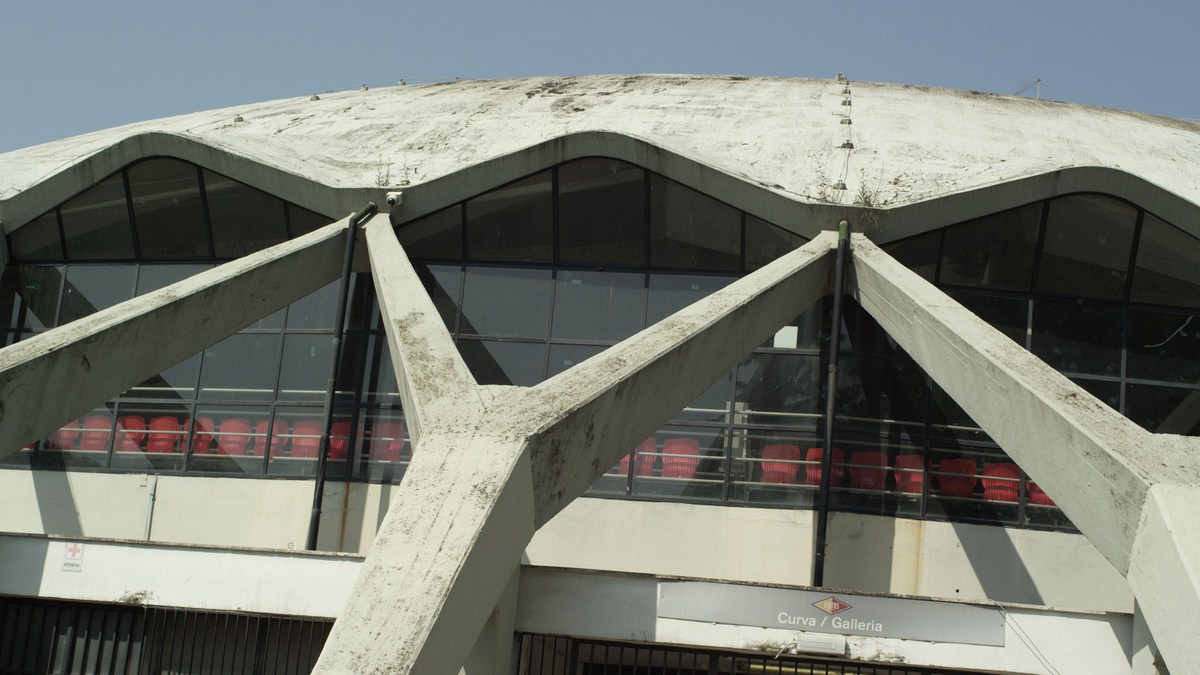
[31,469,84,537]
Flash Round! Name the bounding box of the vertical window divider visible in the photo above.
[195,167,217,259]
[54,207,69,260]
[122,169,142,260]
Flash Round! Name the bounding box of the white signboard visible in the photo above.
[62,542,84,572]
[658,581,1004,647]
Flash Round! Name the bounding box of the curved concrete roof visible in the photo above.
[2,74,1199,239]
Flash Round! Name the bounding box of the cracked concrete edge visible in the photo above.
[513,232,837,526]
[0,217,349,457]
[1128,483,1200,673]
[849,233,1200,574]
[313,432,535,675]
[364,214,483,447]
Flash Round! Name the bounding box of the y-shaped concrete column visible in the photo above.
[312,219,836,674]
[0,219,349,457]
[851,234,1200,672]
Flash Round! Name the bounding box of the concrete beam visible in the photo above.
[317,233,836,674]
[850,234,1200,671]
[0,219,348,457]
[362,214,482,446]
[516,232,836,526]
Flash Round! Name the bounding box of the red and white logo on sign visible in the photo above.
[65,543,83,559]
[812,596,852,615]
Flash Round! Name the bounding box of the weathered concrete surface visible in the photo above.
[0,218,345,457]
[4,76,1200,242]
[851,234,1200,672]
[316,233,837,674]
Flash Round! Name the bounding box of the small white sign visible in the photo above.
[62,542,84,572]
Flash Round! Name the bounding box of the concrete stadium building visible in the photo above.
[1,74,1199,674]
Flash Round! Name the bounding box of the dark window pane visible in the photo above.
[398,206,461,260]
[204,170,287,258]
[414,264,462,332]
[466,171,552,263]
[746,216,806,271]
[948,291,1028,347]
[1,266,64,329]
[546,343,606,378]
[1031,298,1123,376]
[882,231,940,282]
[735,352,822,428]
[60,173,135,260]
[125,352,201,400]
[189,404,271,475]
[362,335,401,407]
[648,175,740,271]
[9,212,63,261]
[1131,214,1200,308]
[1125,384,1200,436]
[198,333,282,401]
[459,339,546,386]
[1127,308,1200,385]
[59,265,137,324]
[551,270,645,342]
[1037,194,1137,299]
[287,204,332,237]
[278,334,335,402]
[558,158,645,266]
[671,371,733,424]
[940,203,1041,291]
[460,267,552,338]
[127,158,207,258]
[286,281,339,329]
[646,274,734,324]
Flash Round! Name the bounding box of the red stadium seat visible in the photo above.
[760,444,801,484]
[252,418,289,457]
[187,417,215,455]
[1027,480,1055,506]
[619,437,657,477]
[369,422,407,462]
[216,418,252,456]
[79,415,112,452]
[804,447,846,486]
[982,462,1021,502]
[661,438,701,479]
[290,420,323,459]
[115,415,147,453]
[937,458,978,498]
[848,450,887,490]
[48,420,81,450]
[146,417,181,454]
[329,421,352,460]
[893,454,926,494]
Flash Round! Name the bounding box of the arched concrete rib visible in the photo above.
[315,231,837,674]
[850,234,1200,672]
[0,218,349,458]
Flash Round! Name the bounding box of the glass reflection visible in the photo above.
[60,173,135,260]
[551,270,645,342]
[128,158,208,259]
[59,265,137,324]
[204,170,288,258]
[466,171,552,263]
[1037,194,1137,300]
[9,212,62,261]
[649,174,740,270]
[1131,214,1200,308]
[558,158,645,266]
[460,267,552,338]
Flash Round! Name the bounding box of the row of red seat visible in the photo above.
[44,415,409,461]
[616,441,1054,505]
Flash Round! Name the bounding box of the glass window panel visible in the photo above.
[1031,299,1123,377]
[882,231,940,282]
[58,265,137,324]
[269,406,327,476]
[37,407,114,470]
[0,265,63,330]
[278,334,335,402]
[948,291,1028,347]
[189,405,271,475]
[648,175,741,271]
[558,158,645,266]
[766,300,826,352]
[546,343,606,379]
[629,427,727,502]
[836,356,930,425]
[127,158,207,258]
[287,204,332,237]
[356,410,410,482]
[9,212,63,261]
[1131,214,1200,308]
[198,333,282,401]
[646,274,734,324]
[940,203,1041,291]
[1127,308,1200,385]
[459,339,546,386]
[204,170,288,258]
[108,404,189,473]
[125,353,201,400]
[745,216,806,271]
[60,173,135,260]
[286,281,339,329]
[415,264,462,332]
[460,267,552,338]
[551,270,645,342]
[1037,194,1137,300]
[397,206,461,260]
[466,171,552,263]
[1125,384,1200,436]
[671,370,733,424]
[362,335,402,407]
[736,352,821,428]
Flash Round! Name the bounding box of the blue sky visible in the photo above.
[1,0,1196,153]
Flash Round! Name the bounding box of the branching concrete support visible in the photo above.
[851,234,1200,672]
[315,225,838,673]
[0,219,349,458]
